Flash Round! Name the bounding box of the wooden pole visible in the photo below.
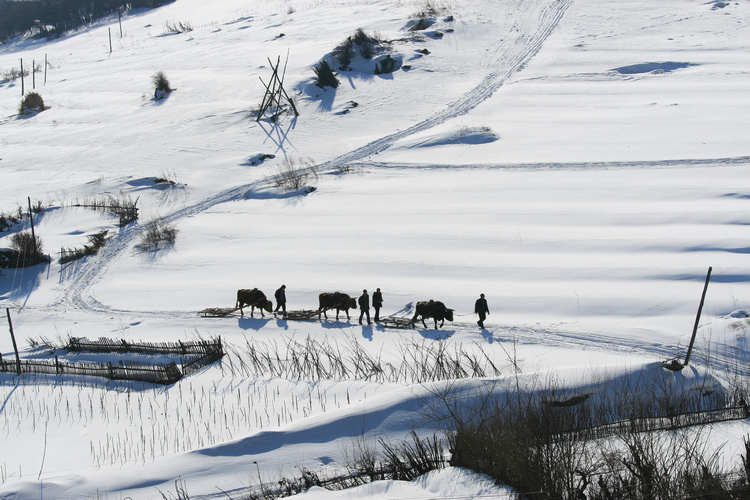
[20,58,24,96]
[684,266,712,366]
[44,54,47,85]
[27,197,36,246]
[109,28,112,54]
[32,60,35,89]
[118,9,123,38]
[7,308,21,375]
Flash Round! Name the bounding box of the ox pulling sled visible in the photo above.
[379,316,415,329]
[198,307,239,318]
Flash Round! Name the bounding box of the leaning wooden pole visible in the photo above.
[27,197,36,245]
[683,266,712,366]
[7,308,21,375]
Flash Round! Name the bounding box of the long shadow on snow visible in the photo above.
[257,116,297,154]
[238,316,272,331]
[194,392,419,458]
[244,186,314,202]
[0,262,47,305]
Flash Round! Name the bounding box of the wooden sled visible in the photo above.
[198,307,239,318]
[283,309,319,321]
[379,316,415,329]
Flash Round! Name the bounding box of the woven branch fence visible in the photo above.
[0,356,182,384]
[67,336,222,356]
[0,337,223,384]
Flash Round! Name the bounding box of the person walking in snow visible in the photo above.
[372,288,383,322]
[474,293,489,328]
[359,289,371,325]
[274,285,287,314]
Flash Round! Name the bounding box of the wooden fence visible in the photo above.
[0,337,223,385]
[72,202,138,227]
[0,355,182,384]
[67,336,222,356]
[580,404,750,440]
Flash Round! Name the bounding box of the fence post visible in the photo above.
[6,308,21,375]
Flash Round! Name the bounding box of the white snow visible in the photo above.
[1,0,750,498]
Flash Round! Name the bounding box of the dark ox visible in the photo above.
[236,288,273,317]
[411,300,454,329]
[318,292,358,320]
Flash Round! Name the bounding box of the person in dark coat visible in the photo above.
[372,288,383,322]
[358,289,371,325]
[474,293,489,328]
[274,285,287,314]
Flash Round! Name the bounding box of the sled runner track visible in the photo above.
[346,155,750,172]
[57,180,268,317]
[317,0,576,169]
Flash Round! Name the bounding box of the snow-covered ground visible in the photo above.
[1,0,750,498]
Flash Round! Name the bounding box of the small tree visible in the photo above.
[18,92,46,115]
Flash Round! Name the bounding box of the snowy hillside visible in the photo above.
[1,0,750,498]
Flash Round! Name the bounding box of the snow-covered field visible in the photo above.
[1,0,750,497]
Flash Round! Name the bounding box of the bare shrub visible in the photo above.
[413,0,449,18]
[352,28,384,59]
[2,67,28,82]
[379,431,446,480]
[441,368,747,499]
[267,157,318,191]
[0,208,22,232]
[313,58,339,88]
[163,20,193,34]
[77,192,138,226]
[7,230,49,266]
[152,71,173,99]
[333,37,354,67]
[137,218,178,251]
[18,92,46,115]
[11,231,43,257]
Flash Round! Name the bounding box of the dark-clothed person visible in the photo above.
[372,288,383,322]
[474,293,490,328]
[358,289,371,325]
[274,285,287,313]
